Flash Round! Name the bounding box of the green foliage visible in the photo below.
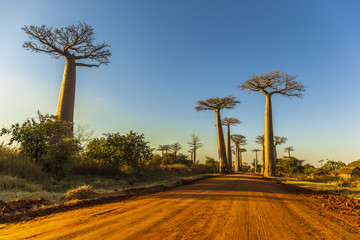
[303,163,315,174]
[323,160,346,172]
[86,131,153,172]
[276,157,305,174]
[347,159,360,168]
[161,153,191,165]
[0,112,80,180]
[204,156,219,173]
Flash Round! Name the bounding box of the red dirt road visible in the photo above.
[1,174,359,240]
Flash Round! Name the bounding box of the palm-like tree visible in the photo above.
[222,117,241,170]
[251,149,261,173]
[274,136,287,159]
[239,71,305,177]
[284,146,295,159]
[195,95,240,172]
[231,134,247,173]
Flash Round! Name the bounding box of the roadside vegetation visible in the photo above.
[0,113,218,203]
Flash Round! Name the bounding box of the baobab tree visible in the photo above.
[222,117,241,170]
[274,136,287,159]
[195,95,240,172]
[239,148,247,171]
[284,146,295,159]
[252,149,261,173]
[171,143,182,157]
[231,134,247,173]
[318,159,324,167]
[157,145,167,157]
[239,71,305,177]
[188,149,194,162]
[187,134,202,164]
[22,22,111,124]
[255,135,265,174]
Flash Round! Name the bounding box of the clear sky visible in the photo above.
[0,0,359,167]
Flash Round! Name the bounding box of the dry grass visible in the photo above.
[64,185,98,200]
[277,174,360,199]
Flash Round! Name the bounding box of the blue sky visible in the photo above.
[0,0,359,166]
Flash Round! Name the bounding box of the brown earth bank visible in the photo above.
[1,174,360,240]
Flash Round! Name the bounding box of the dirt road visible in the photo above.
[1,174,359,240]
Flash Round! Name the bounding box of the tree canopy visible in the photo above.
[22,22,111,67]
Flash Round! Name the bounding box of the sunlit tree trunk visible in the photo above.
[264,94,276,177]
[234,144,239,173]
[216,109,228,172]
[226,125,232,170]
[56,57,76,123]
[239,151,243,172]
[261,145,265,174]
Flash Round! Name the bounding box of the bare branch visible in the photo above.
[222,117,241,126]
[75,62,100,68]
[22,22,111,65]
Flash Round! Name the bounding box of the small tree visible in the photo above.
[239,148,247,171]
[284,146,295,159]
[323,160,346,172]
[195,95,240,172]
[0,112,80,179]
[204,156,219,173]
[239,71,305,177]
[22,23,111,124]
[187,134,203,164]
[222,117,241,170]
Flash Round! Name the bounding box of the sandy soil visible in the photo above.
[0,174,359,240]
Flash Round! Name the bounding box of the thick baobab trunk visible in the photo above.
[264,94,276,177]
[234,144,239,173]
[274,145,277,159]
[215,109,228,173]
[239,151,243,172]
[56,57,76,123]
[226,125,232,171]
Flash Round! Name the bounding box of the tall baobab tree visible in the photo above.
[22,23,111,124]
[274,136,287,159]
[231,134,247,173]
[239,71,305,177]
[222,117,241,170]
[195,96,240,172]
[284,146,295,159]
[171,143,182,157]
[187,134,202,164]
[251,149,261,173]
[239,148,247,171]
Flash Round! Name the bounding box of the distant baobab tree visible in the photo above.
[318,159,324,167]
[195,95,240,172]
[274,136,287,159]
[187,134,202,164]
[251,149,261,173]
[284,146,295,159]
[239,148,247,171]
[171,143,182,157]
[231,134,247,173]
[255,135,265,174]
[188,149,194,162]
[22,22,111,124]
[222,117,241,170]
[239,71,305,177]
[157,145,167,157]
